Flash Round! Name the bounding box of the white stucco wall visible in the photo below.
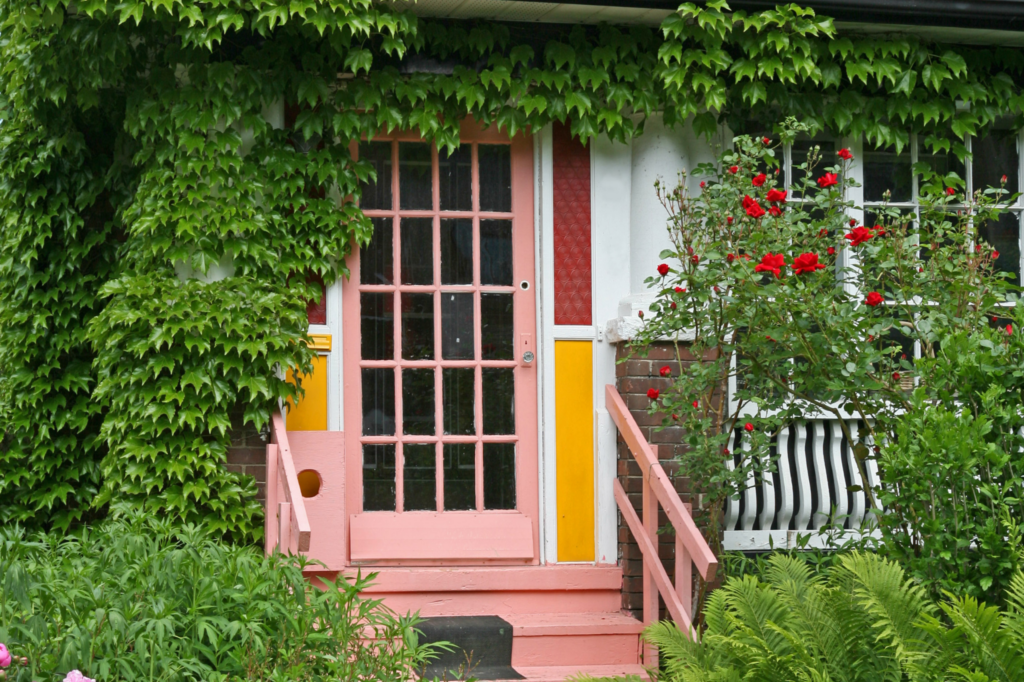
[588,115,720,562]
[600,116,721,337]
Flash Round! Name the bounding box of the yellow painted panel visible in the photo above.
[307,334,332,351]
[286,354,328,431]
[555,340,595,562]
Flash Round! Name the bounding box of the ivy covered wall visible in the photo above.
[1,0,1023,541]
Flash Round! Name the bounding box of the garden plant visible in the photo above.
[647,552,1024,682]
[4,0,1024,542]
[0,507,445,682]
[633,120,1023,609]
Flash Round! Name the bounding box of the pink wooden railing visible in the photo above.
[607,385,718,657]
[265,410,311,555]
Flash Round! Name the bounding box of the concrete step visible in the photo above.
[506,612,644,667]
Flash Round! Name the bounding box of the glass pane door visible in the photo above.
[356,140,520,513]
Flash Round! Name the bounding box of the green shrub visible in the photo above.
[647,552,1024,682]
[873,323,1024,605]
[0,507,443,681]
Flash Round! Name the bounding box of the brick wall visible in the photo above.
[615,341,701,620]
[225,411,268,503]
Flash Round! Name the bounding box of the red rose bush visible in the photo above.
[636,120,1016,585]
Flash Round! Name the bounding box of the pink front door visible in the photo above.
[343,122,538,564]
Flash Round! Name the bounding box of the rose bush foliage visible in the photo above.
[634,119,1020,604]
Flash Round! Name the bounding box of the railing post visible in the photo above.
[676,502,693,622]
[265,444,279,555]
[279,501,291,553]
[643,472,659,668]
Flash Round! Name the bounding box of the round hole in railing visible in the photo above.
[297,469,321,498]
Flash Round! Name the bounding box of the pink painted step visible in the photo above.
[342,565,624,616]
[512,664,648,681]
[331,565,646,674]
[505,612,644,667]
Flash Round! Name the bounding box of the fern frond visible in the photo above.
[835,552,939,681]
[763,553,821,597]
[943,593,1024,682]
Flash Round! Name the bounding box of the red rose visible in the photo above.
[946,187,956,196]
[818,228,828,237]
[744,422,754,432]
[752,173,767,187]
[672,414,679,420]
[692,400,699,408]
[754,252,786,278]
[893,372,901,381]
[792,252,826,274]
[838,148,853,160]
[658,263,670,276]
[827,246,836,255]
[865,291,884,306]
[762,136,770,144]
[765,188,787,203]
[845,226,874,247]
[769,205,783,217]
[723,447,730,455]
[994,250,1001,259]
[849,218,856,227]
[729,165,739,174]
[1008,324,1014,335]
[727,216,734,225]
[691,254,700,264]
[674,286,685,293]
[647,388,659,400]
[727,253,736,262]
[817,172,839,189]
[670,301,677,309]
[660,365,672,377]
[638,310,643,318]
[700,181,706,188]
[1002,174,1008,184]
[743,195,766,218]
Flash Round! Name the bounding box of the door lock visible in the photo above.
[518,333,534,367]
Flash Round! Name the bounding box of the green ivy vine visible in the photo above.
[1,0,1022,540]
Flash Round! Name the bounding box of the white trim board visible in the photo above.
[723,529,881,552]
[591,134,634,565]
[553,324,597,340]
[537,125,558,565]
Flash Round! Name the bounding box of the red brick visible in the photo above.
[621,477,644,494]
[622,576,644,594]
[626,359,652,375]
[226,447,265,465]
[248,465,267,483]
[650,426,686,443]
[621,543,644,560]
[642,345,679,360]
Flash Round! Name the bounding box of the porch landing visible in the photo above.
[326,565,648,681]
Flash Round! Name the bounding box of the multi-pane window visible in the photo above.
[356,140,518,513]
[731,127,1021,403]
[863,128,1022,286]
